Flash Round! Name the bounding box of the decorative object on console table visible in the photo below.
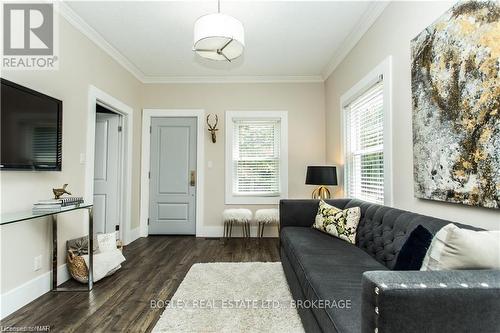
[305,166,337,199]
[53,183,72,199]
[411,1,499,209]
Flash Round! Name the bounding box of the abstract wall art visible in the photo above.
[411,1,499,209]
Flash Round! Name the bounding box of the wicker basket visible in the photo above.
[66,236,123,283]
[67,249,89,283]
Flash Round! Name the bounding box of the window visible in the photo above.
[234,120,280,195]
[225,111,288,204]
[342,58,392,205]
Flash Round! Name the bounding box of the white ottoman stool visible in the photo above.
[255,209,279,237]
[223,209,252,238]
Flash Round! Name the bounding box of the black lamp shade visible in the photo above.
[305,166,338,186]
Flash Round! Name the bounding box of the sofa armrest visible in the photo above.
[279,199,351,229]
[361,270,500,333]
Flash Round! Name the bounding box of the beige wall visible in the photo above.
[141,83,326,231]
[4,0,497,302]
[0,18,325,293]
[325,1,499,231]
[0,17,142,293]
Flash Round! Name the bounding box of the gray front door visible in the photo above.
[149,117,197,234]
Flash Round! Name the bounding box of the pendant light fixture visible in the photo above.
[193,0,245,62]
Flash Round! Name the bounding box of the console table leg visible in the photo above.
[88,207,94,291]
[52,215,57,291]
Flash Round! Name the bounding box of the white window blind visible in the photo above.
[233,119,280,196]
[345,81,385,204]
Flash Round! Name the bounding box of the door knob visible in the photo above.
[190,170,196,186]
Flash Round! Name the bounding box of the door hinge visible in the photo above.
[118,125,123,132]
[147,218,150,225]
[149,126,152,134]
[148,171,151,179]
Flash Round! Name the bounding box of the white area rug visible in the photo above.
[152,262,304,333]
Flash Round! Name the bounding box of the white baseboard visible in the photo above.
[197,225,279,238]
[140,223,148,238]
[126,226,141,245]
[196,226,224,237]
[1,264,70,319]
[127,225,278,239]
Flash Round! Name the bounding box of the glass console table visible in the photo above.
[1,204,94,291]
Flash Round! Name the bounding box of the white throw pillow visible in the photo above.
[421,223,500,271]
[97,232,117,253]
[83,249,125,282]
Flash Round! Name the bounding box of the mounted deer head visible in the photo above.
[206,114,219,143]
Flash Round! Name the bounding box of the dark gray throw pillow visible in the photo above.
[394,225,433,271]
[66,235,99,256]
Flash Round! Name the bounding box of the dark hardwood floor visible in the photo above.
[1,237,280,333]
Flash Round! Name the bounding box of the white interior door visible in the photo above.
[94,111,121,234]
[149,117,197,235]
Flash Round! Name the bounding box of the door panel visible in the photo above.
[93,194,107,233]
[149,117,196,235]
[159,126,190,194]
[94,112,121,235]
[158,203,189,221]
[94,120,108,181]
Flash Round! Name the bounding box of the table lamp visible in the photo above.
[305,166,338,200]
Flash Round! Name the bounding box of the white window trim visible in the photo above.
[225,111,288,205]
[340,56,393,206]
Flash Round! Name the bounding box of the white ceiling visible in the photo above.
[62,1,387,83]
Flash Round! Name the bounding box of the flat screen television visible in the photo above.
[1,78,62,170]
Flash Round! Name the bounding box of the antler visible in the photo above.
[206,115,212,129]
[207,114,218,130]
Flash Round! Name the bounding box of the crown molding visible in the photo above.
[59,1,384,84]
[321,1,390,81]
[56,2,326,84]
[58,2,146,82]
[141,75,324,84]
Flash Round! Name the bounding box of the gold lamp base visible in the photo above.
[311,186,331,200]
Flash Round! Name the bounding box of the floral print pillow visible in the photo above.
[312,200,361,244]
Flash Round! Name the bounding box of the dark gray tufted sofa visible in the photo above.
[280,199,500,333]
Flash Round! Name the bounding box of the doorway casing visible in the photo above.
[85,85,134,244]
[140,109,205,237]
